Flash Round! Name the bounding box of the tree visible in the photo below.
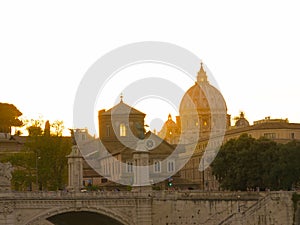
[1,151,35,191]
[276,141,300,190]
[212,134,300,191]
[212,134,279,191]
[0,103,23,134]
[7,119,72,191]
[27,118,44,136]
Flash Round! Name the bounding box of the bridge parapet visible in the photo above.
[153,190,264,201]
[2,190,264,200]
[0,191,296,225]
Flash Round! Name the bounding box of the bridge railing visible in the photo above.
[2,190,266,200]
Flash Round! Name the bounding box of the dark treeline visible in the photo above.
[212,134,300,191]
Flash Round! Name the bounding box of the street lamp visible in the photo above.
[237,195,241,212]
[202,157,205,190]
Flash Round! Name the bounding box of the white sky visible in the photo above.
[1,1,300,136]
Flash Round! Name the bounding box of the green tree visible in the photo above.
[0,103,23,134]
[212,134,300,191]
[8,119,72,191]
[276,141,300,190]
[212,134,280,191]
[1,151,35,191]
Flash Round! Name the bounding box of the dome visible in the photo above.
[234,112,250,128]
[178,62,228,140]
[179,63,227,114]
[163,114,178,128]
[157,114,180,144]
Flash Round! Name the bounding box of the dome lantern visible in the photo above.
[197,62,208,83]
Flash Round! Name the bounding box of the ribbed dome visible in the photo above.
[179,63,227,114]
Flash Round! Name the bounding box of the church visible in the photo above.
[79,62,300,190]
[77,97,181,189]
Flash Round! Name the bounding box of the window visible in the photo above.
[167,160,175,173]
[106,125,110,137]
[101,178,108,183]
[154,161,161,173]
[264,133,276,139]
[127,161,133,173]
[120,123,126,136]
[291,133,295,139]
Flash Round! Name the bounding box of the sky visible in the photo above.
[1,1,300,136]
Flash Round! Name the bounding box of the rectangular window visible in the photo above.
[120,123,126,136]
[101,178,108,183]
[106,126,110,137]
[127,161,133,173]
[291,133,295,139]
[264,133,276,139]
[154,161,161,173]
[167,160,175,173]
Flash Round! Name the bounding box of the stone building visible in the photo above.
[78,98,178,189]
[0,134,27,157]
[158,63,300,190]
[1,62,300,192]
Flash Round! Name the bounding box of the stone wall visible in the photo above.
[0,191,298,225]
[151,191,296,225]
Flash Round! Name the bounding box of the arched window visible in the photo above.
[120,123,126,136]
[154,161,161,173]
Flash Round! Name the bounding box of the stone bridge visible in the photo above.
[0,190,297,225]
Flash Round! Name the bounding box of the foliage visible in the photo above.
[0,103,23,133]
[25,118,45,136]
[7,120,72,191]
[86,184,100,191]
[211,134,300,191]
[292,193,300,210]
[1,152,35,191]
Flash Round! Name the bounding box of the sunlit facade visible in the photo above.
[158,63,300,190]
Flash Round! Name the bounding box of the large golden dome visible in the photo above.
[179,62,228,139]
[179,63,227,114]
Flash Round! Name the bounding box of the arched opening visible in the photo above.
[120,123,126,136]
[47,211,125,225]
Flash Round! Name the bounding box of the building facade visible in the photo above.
[79,98,179,189]
[157,63,300,190]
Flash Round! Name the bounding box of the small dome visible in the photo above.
[164,114,177,127]
[159,114,179,133]
[235,112,250,127]
[157,114,180,144]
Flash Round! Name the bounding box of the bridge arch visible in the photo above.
[24,206,134,225]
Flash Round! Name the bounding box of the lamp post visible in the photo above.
[202,157,205,190]
[237,195,241,213]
